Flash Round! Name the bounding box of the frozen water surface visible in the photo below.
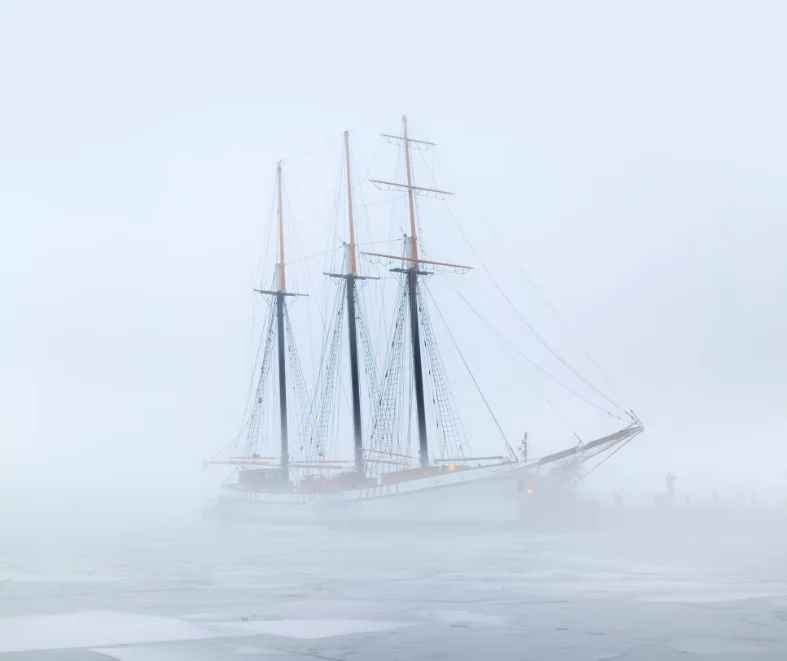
[0,610,228,653]
[1,516,786,660]
[213,618,415,638]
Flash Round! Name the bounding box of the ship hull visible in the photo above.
[208,462,543,524]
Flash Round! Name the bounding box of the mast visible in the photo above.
[344,131,364,475]
[275,161,289,481]
[401,115,429,467]
[366,117,461,468]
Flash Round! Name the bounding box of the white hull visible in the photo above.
[209,462,539,524]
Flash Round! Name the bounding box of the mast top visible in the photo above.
[343,130,358,277]
[402,116,418,264]
[276,160,286,293]
[367,116,461,273]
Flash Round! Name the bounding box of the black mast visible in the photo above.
[276,290,289,481]
[346,276,364,473]
[402,116,430,467]
[275,162,289,482]
[407,268,429,466]
[343,131,364,475]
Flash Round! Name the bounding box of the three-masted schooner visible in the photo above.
[206,117,643,523]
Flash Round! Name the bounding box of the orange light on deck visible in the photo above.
[447,464,456,472]
[527,487,534,495]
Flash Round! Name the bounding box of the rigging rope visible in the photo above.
[442,202,629,418]
[284,304,315,460]
[367,276,409,474]
[449,282,582,440]
[284,246,341,267]
[281,134,342,167]
[244,300,277,457]
[433,155,627,407]
[456,276,583,439]
[413,146,626,415]
[425,284,515,459]
[304,281,346,463]
[443,278,626,422]
[417,280,469,459]
[580,435,637,481]
[356,285,382,419]
[253,175,278,291]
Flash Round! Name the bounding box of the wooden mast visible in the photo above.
[277,162,286,293]
[343,131,364,475]
[402,116,419,263]
[344,131,358,277]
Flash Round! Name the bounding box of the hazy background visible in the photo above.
[2,0,786,521]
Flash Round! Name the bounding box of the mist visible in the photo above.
[2,1,787,659]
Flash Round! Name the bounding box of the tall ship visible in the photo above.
[206,117,643,523]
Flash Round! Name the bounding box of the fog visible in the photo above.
[1,1,787,659]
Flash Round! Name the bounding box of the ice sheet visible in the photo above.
[93,646,281,661]
[0,610,230,653]
[214,618,415,639]
[231,645,280,655]
[667,635,779,655]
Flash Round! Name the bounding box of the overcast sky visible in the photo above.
[2,0,786,514]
